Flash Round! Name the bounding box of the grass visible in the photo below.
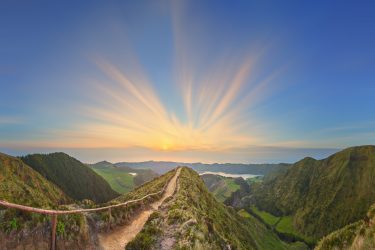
[126,211,162,250]
[91,167,135,194]
[316,203,375,250]
[276,216,294,232]
[275,216,314,244]
[246,176,263,184]
[250,205,280,226]
[238,209,251,218]
[201,174,241,202]
[213,178,240,202]
[238,209,309,250]
[128,167,290,250]
[92,169,177,231]
[246,206,314,246]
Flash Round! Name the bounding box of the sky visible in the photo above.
[0,0,374,163]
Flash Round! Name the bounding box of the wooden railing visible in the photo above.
[0,173,174,250]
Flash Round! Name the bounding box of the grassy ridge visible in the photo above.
[93,169,177,231]
[0,153,69,207]
[21,153,119,203]
[248,145,375,239]
[315,203,375,250]
[127,167,290,250]
[0,153,72,239]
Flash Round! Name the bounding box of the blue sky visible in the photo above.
[0,0,374,163]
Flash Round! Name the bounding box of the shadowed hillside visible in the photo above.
[20,153,119,203]
[315,203,375,250]
[228,145,375,241]
[0,153,69,207]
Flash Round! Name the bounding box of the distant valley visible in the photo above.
[115,160,290,176]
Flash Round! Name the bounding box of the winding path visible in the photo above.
[98,168,181,250]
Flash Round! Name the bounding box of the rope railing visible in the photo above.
[0,169,177,250]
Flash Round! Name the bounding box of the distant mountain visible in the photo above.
[20,153,119,203]
[115,160,290,175]
[0,152,69,207]
[228,145,375,240]
[88,161,159,193]
[127,167,305,249]
[315,203,375,250]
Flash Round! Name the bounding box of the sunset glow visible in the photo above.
[1,1,374,163]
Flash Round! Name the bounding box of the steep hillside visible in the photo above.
[89,161,159,193]
[0,152,69,207]
[315,203,375,250]
[127,167,305,250]
[201,174,242,202]
[237,145,375,240]
[0,167,176,250]
[20,153,119,203]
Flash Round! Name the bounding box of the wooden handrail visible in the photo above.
[0,169,177,250]
[0,189,164,215]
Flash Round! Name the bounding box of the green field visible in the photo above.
[247,206,313,244]
[92,167,135,194]
[246,176,263,184]
[250,205,280,225]
[128,167,291,250]
[213,178,240,202]
[238,209,309,250]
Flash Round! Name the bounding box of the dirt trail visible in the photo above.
[98,168,181,250]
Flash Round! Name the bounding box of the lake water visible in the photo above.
[199,171,261,180]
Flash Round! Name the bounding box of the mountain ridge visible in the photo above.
[20,152,119,203]
[227,145,375,240]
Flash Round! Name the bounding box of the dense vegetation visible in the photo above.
[0,153,69,207]
[20,153,119,203]
[127,167,296,250]
[0,153,76,247]
[315,203,375,250]
[229,146,375,241]
[0,162,176,249]
[90,161,159,193]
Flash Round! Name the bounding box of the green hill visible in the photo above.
[201,174,242,202]
[235,145,375,241]
[315,203,375,250]
[0,152,69,207]
[20,153,119,203]
[89,161,159,194]
[127,167,307,250]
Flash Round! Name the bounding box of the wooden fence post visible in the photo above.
[51,214,57,250]
[108,207,111,230]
